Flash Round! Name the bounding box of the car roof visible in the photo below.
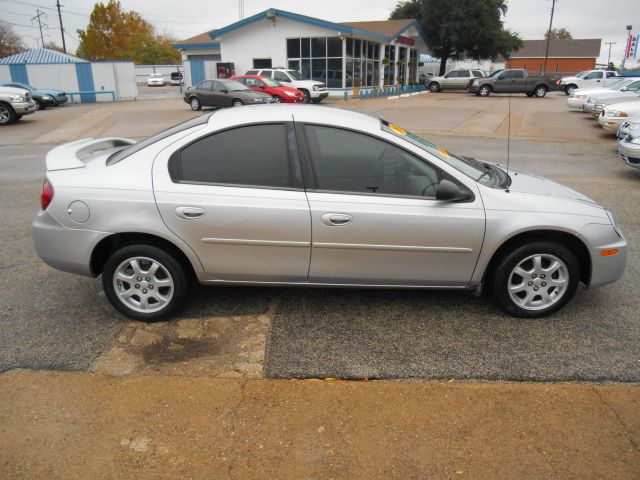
[234,75,269,79]
[207,105,381,132]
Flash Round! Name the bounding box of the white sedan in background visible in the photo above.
[147,73,166,87]
[567,78,639,110]
[599,101,640,132]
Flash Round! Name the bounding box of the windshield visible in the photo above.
[575,71,589,78]
[487,69,504,78]
[221,80,248,91]
[107,113,212,165]
[381,120,506,187]
[262,77,281,87]
[287,70,306,80]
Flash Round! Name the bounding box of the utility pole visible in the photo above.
[604,42,616,66]
[543,0,557,75]
[238,0,244,20]
[56,0,67,53]
[31,9,47,47]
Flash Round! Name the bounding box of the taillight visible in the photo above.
[41,179,54,210]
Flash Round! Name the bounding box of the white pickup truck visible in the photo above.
[245,68,329,103]
[559,70,618,95]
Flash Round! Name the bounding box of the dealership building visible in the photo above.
[173,8,430,93]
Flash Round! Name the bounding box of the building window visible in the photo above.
[253,58,272,69]
[287,36,343,88]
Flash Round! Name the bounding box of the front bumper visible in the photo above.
[599,115,625,132]
[468,84,481,93]
[32,209,109,277]
[12,100,37,115]
[311,91,329,101]
[579,223,628,288]
[618,139,640,169]
[55,95,68,105]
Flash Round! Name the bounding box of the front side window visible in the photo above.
[584,71,602,80]
[445,71,459,78]
[458,71,471,77]
[173,124,293,188]
[304,125,441,197]
[198,80,214,90]
[511,70,524,79]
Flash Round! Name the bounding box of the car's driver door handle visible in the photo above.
[175,206,206,219]
[321,213,352,226]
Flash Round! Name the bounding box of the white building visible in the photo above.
[173,8,430,92]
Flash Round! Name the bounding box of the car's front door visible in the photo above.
[152,122,311,282]
[299,124,485,286]
[196,80,214,105]
[582,70,604,86]
[453,70,471,89]
[211,81,231,107]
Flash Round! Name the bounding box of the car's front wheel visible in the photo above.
[565,84,577,96]
[102,244,189,321]
[232,99,244,107]
[271,95,282,103]
[0,104,16,125]
[429,82,441,92]
[491,241,580,318]
[478,85,491,97]
[190,97,201,111]
[299,89,311,103]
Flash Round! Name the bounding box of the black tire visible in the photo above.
[15,114,23,121]
[299,89,311,103]
[526,92,534,97]
[311,97,323,104]
[0,103,16,125]
[271,95,282,103]
[34,99,44,110]
[232,99,243,107]
[490,241,580,318]
[102,244,189,322]
[189,96,201,111]
[564,84,577,96]
[429,82,441,93]
[534,85,547,98]
[478,85,491,97]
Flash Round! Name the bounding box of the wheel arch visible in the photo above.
[482,229,591,287]
[90,232,197,281]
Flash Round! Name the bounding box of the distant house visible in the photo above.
[506,39,602,75]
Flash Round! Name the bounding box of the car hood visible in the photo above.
[503,168,600,207]
[604,100,640,114]
[0,86,31,96]
[592,93,640,104]
[236,90,271,99]
[575,87,616,96]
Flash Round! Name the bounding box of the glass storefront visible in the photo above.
[286,37,417,89]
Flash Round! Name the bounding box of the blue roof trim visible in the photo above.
[173,42,221,49]
[394,20,428,46]
[209,8,395,42]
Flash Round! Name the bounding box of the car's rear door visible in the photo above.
[297,123,485,286]
[211,81,230,107]
[152,122,311,282]
[454,71,471,89]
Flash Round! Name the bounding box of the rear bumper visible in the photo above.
[32,210,110,277]
[567,98,586,109]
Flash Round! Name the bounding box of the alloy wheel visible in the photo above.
[507,253,569,311]
[0,106,10,124]
[112,256,174,313]
[190,98,200,110]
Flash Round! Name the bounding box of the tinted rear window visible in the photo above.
[173,124,293,188]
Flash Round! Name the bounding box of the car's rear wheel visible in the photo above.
[190,97,201,111]
[311,97,323,104]
[272,95,282,103]
[534,86,547,98]
[478,85,491,97]
[429,82,441,92]
[490,241,580,318]
[526,92,534,97]
[232,99,244,107]
[0,104,16,125]
[102,244,189,321]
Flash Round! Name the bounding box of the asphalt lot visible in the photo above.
[0,94,638,381]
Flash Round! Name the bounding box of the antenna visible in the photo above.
[505,64,512,190]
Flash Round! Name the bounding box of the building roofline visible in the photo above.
[172,41,221,49]
[206,8,424,44]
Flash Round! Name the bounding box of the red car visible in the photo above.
[231,75,306,103]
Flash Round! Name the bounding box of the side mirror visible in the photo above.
[436,179,471,202]
[621,86,628,91]
[221,89,228,94]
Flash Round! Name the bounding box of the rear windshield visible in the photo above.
[107,113,212,165]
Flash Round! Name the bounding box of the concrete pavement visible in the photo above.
[1,371,639,479]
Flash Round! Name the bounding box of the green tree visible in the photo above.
[545,28,573,40]
[77,0,180,64]
[390,0,522,75]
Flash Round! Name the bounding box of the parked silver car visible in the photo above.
[32,106,627,321]
[427,69,485,92]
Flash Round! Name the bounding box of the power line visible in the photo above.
[31,8,47,47]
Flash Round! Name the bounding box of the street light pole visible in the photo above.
[621,25,632,71]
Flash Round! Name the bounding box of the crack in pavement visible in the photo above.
[592,386,639,452]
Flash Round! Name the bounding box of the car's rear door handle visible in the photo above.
[321,213,352,226]
[175,206,206,220]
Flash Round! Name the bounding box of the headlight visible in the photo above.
[284,91,297,97]
[629,123,640,130]
[472,80,479,86]
[605,210,623,238]
[630,136,640,145]
[9,94,25,102]
[43,95,54,100]
[313,85,320,91]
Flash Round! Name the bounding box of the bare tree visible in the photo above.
[0,21,24,57]
[545,28,573,40]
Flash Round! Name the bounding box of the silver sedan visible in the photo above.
[32,106,627,321]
